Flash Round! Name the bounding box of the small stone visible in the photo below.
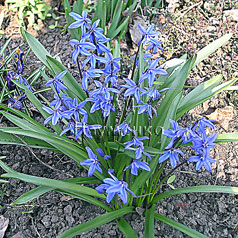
[64,205,72,215]
[51,215,58,223]
[42,215,51,228]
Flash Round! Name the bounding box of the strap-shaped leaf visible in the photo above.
[177,76,237,119]
[0,161,105,199]
[117,217,138,238]
[216,132,238,143]
[151,56,196,146]
[58,207,134,238]
[20,27,51,69]
[144,204,155,238]
[193,33,232,67]
[152,185,238,204]
[154,213,207,238]
[12,177,102,205]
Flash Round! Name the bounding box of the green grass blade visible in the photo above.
[154,213,207,238]
[144,204,155,238]
[0,38,11,55]
[193,34,232,67]
[58,207,134,238]
[117,218,138,238]
[152,185,238,203]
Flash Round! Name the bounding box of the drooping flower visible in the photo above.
[96,169,136,204]
[103,52,121,75]
[187,152,216,173]
[139,58,167,87]
[80,147,103,177]
[124,160,150,176]
[45,71,68,93]
[121,78,146,103]
[138,24,159,45]
[134,103,157,119]
[68,98,87,121]
[68,11,92,35]
[124,136,149,150]
[75,114,102,139]
[162,119,186,149]
[69,39,96,64]
[6,71,16,90]
[82,19,107,43]
[8,95,26,111]
[42,103,72,126]
[96,148,111,160]
[114,122,135,137]
[146,38,163,54]
[159,148,183,168]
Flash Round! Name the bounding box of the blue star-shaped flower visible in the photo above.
[139,59,167,87]
[68,11,92,35]
[80,147,102,177]
[96,169,136,204]
[124,160,150,176]
[45,71,68,93]
[138,24,158,45]
[159,148,183,168]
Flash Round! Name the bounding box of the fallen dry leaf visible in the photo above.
[206,106,234,131]
[0,216,9,238]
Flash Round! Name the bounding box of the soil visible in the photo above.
[0,0,238,237]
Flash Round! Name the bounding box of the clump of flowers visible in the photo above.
[0,9,236,238]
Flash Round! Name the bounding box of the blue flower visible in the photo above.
[134,103,157,119]
[96,169,136,204]
[80,147,102,177]
[141,87,169,101]
[8,95,26,111]
[195,117,215,134]
[100,96,115,118]
[45,71,68,92]
[68,11,92,35]
[103,52,121,75]
[82,68,103,91]
[96,148,111,160]
[69,39,96,64]
[15,47,24,74]
[138,24,159,45]
[159,148,183,168]
[94,37,111,54]
[124,136,149,150]
[124,160,150,176]
[131,52,153,67]
[68,98,87,121]
[163,119,186,149]
[60,120,75,136]
[114,122,135,136]
[82,19,107,43]
[187,152,216,173]
[191,133,217,157]
[42,104,72,126]
[139,58,167,87]
[6,71,16,90]
[49,93,73,109]
[121,78,145,103]
[146,38,163,54]
[90,80,120,100]
[75,114,102,139]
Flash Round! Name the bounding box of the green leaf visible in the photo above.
[12,177,101,205]
[154,213,207,238]
[167,175,176,184]
[20,27,51,69]
[215,133,238,143]
[177,76,237,119]
[58,207,134,238]
[144,204,155,238]
[108,16,129,39]
[0,161,105,199]
[152,185,238,203]
[151,56,196,147]
[117,218,138,238]
[0,38,11,55]
[194,34,232,67]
